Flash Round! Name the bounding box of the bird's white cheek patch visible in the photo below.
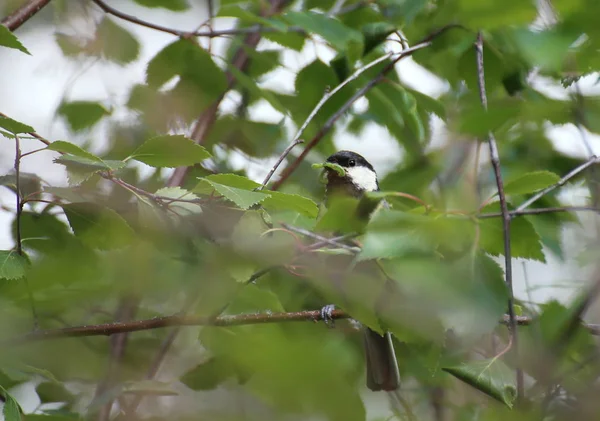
[346,166,378,192]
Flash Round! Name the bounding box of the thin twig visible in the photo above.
[14,136,23,256]
[13,135,38,329]
[259,139,304,189]
[1,0,52,31]
[475,31,523,401]
[270,29,457,190]
[281,223,360,252]
[515,155,600,213]
[9,312,555,344]
[479,206,600,219]
[90,0,302,39]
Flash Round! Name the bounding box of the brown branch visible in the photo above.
[12,311,589,345]
[475,31,523,400]
[1,0,52,32]
[93,296,139,421]
[89,0,302,39]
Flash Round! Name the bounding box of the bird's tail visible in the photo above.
[363,328,400,391]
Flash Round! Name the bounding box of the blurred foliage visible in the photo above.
[1,0,600,420]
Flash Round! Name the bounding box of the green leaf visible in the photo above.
[129,135,211,168]
[261,191,319,218]
[154,187,201,216]
[0,24,30,55]
[456,0,537,29]
[0,172,43,199]
[62,203,135,250]
[193,173,261,193]
[132,0,189,10]
[1,386,22,421]
[0,250,30,280]
[95,17,140,64]
[46,141,103,162]
[146,39,227,111]
[181,357,235,391]
[58,101,111,132]
[479,205,545,262]
[53,155,125,185]
[0,115,34,134]
[443,359,517,408]
[196,179,270,210]
[502,171,560,196]
[284,11,363,53]
[362,22,396,56]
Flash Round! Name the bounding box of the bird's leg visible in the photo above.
[320,304,337,328]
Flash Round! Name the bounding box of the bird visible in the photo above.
[318,150,401,392]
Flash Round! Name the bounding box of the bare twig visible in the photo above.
[515,156,600,213]
[259,139,304,190]
[479,206,600,219]
[475,31,523,400]
[10,312,563,344]
[14,136,23,256]
[14,135,38,329]
[270,28,458,190]
[281,223,360,252]
[1,0,52,32]
[90,0,302,39]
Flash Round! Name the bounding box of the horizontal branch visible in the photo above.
[10,310,600,344]
[478,206,600,219]
[1,0,52,32]
[90,0,304,39]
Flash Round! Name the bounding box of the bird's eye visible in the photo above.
[348,159,356,167]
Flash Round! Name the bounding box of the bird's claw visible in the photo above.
[320,304,336,328]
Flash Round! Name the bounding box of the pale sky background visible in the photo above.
[2,0,600,418]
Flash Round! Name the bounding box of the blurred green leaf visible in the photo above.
[181,357,235,390]
[129,135,211,168]
[284,11,363,54]
[58,101,110,132]
[132,0,189,10]
[36,382,73,404]
[456,0,536,29]
[443,358,517,408]
[146,39,227,112]
[479,205,545,262]
[46,141,102,162]
[1,385,22,421]
[0,250,29,280]
[95,17,140,64]
[262,191,319,218]
[0,25,30,55]
[0,172,42,199]
[62,203,135,250]
[0,116,34,134]
[196,179,269,210]
[502,171,560,197]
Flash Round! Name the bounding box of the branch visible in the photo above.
[12,311,585,344]
[270,30,456,190]
[1,0,52,32]
[475,31,523,401]
[259,138,304,190]
[478,206,600,219]
[90,0,303,39]
[167,0,289,187]
[515,155,600,213]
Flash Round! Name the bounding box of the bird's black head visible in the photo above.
[323,150,379,198]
